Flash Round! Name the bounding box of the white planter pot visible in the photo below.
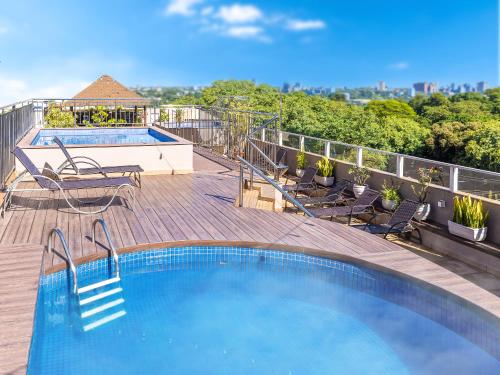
[314,175,335,186]
[353,184,367,198]
[296,169,305,178]
[447,220,488,242]
[382,199,397,211]
[414,203,431,221]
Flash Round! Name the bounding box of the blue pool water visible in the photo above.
[29,247,500,374]
[31,128,176,146]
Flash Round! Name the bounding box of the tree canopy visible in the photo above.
[173,80,500,172]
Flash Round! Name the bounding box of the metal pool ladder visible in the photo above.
[46,219,126,332]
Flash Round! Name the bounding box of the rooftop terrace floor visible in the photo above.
[1,154,500,373]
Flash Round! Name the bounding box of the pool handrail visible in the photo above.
[92,218,120,278]
[47,228,78,294]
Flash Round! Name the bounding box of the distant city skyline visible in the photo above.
[0,0,498,105]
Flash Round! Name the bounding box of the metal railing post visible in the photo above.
[239,164,244,207]
[450,166,459,193]
[278,131,283,147]
[261,128,266,142]
[299,135,305,151]
[356,147,363,167]
[324,141,331,158]
[396,155,404,178]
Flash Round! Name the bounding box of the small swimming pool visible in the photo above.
[31,128,176,146]
[29,247,500,374]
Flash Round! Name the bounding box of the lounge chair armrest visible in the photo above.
[71,156,103,169]
[387,220,411,232]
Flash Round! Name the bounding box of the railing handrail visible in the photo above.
[248,140,278,169]
[278,130,500,178]
[238,156,314,217]
[47,228,78,293]
[92,219,120,278]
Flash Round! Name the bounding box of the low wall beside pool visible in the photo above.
[16,126,193,175]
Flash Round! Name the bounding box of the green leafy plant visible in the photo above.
[381,180,402,206]
[45,104,74,128]
[411,167,443,203]
[159,109,170,123]
[452,195,489,228]
[348,166,370,185]
[91,106,109,126]
[296,151,306,169]
[175,108,184,124]
[316,156,334,177]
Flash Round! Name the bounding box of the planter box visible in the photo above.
[314,175,334,187]
[447,220,488,242]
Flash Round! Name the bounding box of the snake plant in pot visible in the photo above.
[296,151,306,177]
[314,157,335,186]
[348,166,370,197]
[448,195,489,242]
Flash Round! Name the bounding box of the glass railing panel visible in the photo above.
[457,168,500,200]
[303,137,325,156]
[329,143,357,163]
[403,157,450,188]
[361,149,397,174]
[281,133,300,149]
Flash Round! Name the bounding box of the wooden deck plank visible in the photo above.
[1,156,500,374]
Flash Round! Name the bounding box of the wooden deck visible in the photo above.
[1,154,500,373]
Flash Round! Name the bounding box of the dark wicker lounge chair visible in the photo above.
[352,199,422,242]
[1,147,136,217]
[53,137,143,187]
[309,188,380,224]
[292,179,349,207]
[283,167,317,193]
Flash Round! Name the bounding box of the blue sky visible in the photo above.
[0,0,497,104]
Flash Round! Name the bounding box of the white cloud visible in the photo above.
[286,19,326,31]
[165,0,203,16]
[200,6,214,16]
[216,4,262,24]
[388,61,409,70]
[226,26,262,38]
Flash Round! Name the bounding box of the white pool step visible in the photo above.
[78,277,120,294]
[81,298,125,318]
[79,287,123,306]
[83,310,127,332]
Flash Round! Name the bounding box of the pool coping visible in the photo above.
[43,240,500,322]
[18,126,193,149]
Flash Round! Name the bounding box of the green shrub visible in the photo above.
[452,195,489,228]
[381,180,402,206]
[296,151,306,169]
[45,104,74,128]
[316,156,334,177]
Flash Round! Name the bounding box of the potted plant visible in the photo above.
[314,157,335,186]
[381,180,402,211]
[348,166,370,197]
[411,167,442,221]
[296,150,306,177]
[448,195,489,242]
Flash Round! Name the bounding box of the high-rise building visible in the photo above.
[282,82,291,93]
[429,82,438,94]
[378,81,387,92]
[413,82,429,94]
[477,81,488,93]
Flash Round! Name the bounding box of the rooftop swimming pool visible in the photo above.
[31,128,176,146]
[29,247,500,374]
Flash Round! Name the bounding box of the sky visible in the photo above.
[0,0,498,104]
